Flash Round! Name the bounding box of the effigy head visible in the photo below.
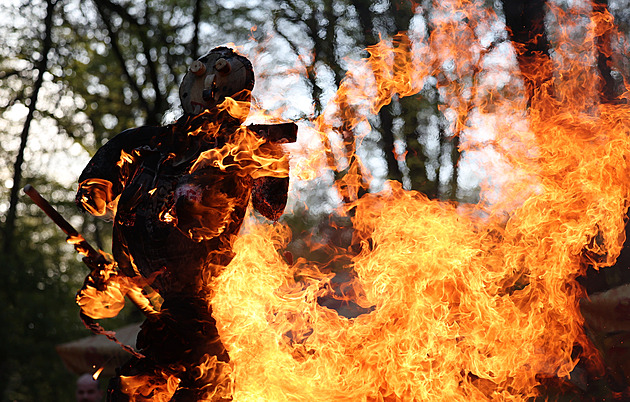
[179,46,254,118]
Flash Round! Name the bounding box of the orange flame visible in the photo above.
[93,366,104,380]
[88,1,630,399]
[205,1,630,400]
[76,252,157,320]
[120,372,180,402]
[189,123,289,180]
[76,178,119,218]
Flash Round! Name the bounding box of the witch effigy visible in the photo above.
[74,47,296,400]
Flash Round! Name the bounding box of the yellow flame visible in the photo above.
[76,256,157,320]
[88,1,630,399]
[189,124,289,179]
[120,372,180,402]
[93,366,104,380]
[206,2,630,400]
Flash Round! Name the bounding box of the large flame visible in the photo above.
[82,0,630,399]
[206,1,630,401]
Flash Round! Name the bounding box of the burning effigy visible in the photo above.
[74,47,296,400]
[25,0,630,400]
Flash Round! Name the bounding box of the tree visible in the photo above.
[3,0,56,253]
[0,179,91,400]
[500,0,552,106]
[269,0,477,203]
[0,0,215,399]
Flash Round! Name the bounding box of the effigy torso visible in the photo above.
[79,116,252,296]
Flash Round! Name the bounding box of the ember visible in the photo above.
[60,1,630,401]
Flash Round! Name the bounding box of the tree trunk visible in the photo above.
[93,0,160,126]
[352,0,414,187]
[500,0,552,106]
[580,0,630,296]
[3,0,56,253]
[191,0,202,59]
[593,0,618,104]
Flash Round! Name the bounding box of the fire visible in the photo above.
[120,372,180,402]
[77,1,630,400]
[189,123,290,180]
[206,2,630,401]
[93,366,104,380]
[76,178,118,218]
[75,250,157,320]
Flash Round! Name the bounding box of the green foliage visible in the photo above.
[0,178,92,401]
[0,177,144,401]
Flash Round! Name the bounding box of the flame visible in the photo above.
[120,372,180,402]
[66,234,92,258]
[93,366,104,380]
[189,123,289,179]
[84,1,630,399]
[76,178,119,218]
[206,2,630,401]
[76,252,157,320]
[117,149,135,168]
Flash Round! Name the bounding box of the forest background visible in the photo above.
[1,0,629,400]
